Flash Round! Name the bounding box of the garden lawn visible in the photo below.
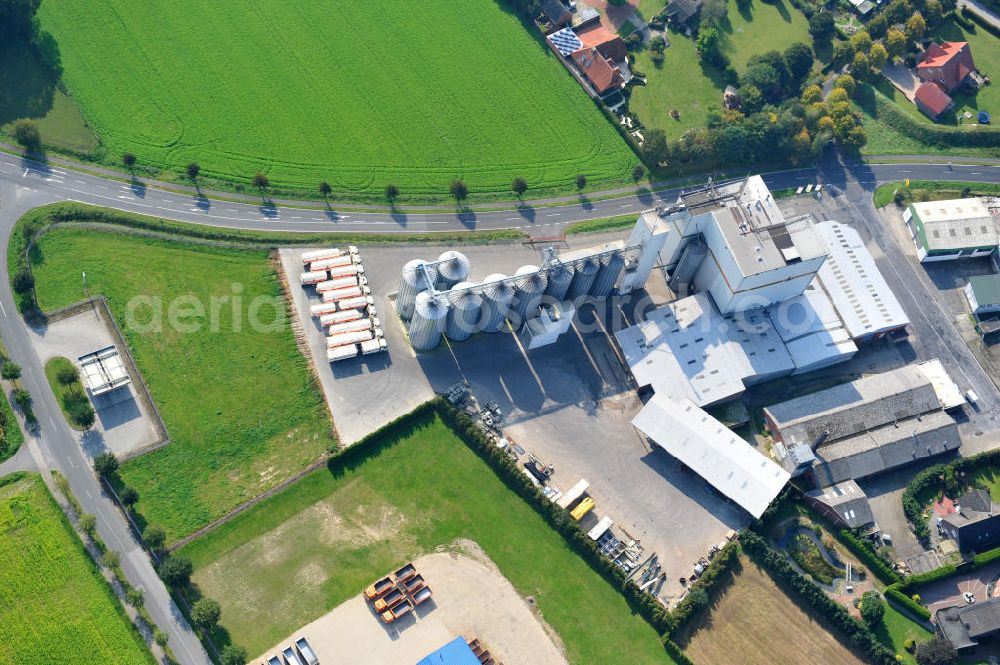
[30,230,333,542]
[0,473,154,664]
[873,604,932,665]
[178,412,671,664]
[721,0,813,71]
[37,0,636,199]
[682,555,864,665]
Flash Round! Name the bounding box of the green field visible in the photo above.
[36,0,636,199]
[30,230,334,542]
[179,411,671,663]
[721,0,813,72]
[0,473,154,664]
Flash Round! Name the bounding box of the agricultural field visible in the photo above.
[631,0,812,139]
[29,229,334,543]
[682,556,864,665]
[36,0,637,199]
[0,473,153,665]
[178,410,671,664]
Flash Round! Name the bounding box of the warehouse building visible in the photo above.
[764,363,962,487]
[903,197,999,262]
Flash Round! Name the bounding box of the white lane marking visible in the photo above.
[0,300,6,316]
[545,213,559,217]
[505,217,519,221]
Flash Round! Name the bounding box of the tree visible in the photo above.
[12,119,41,152]
[221,645,248,665]
[153,630,169,648]
[158,555,193,588]
[849,30,873,55]
[834,73,857,97]
[701,0,728,28]
[126,586,145,609]
[906,12,927,42]
[783,42,814,86]
[851,51,873,82]
[1,362,21,380]
[143,524,166,552]
[859,590,885,626]
[13,388,31,411]
[511,177,528,198]
[12,268,34,294]
[915,637,957,665]
[831,41,855,70]
[78,513,96,537]
[886,28,907,60]
[120,486,139,507]
[122,153,136,171]
[869,42,888,70]
[252,172,270,192]
[808,11,835,39]
[842,124,868,151]
[384,183,399,202]
[631,164,646,181]
[643,128,669,164]
[191,598,222,630]
[0,0,41,39]
[449,179,468,203]
[696,27,725,67]
[71,401,95,430]
[102,549,120,569]
[575,174,587,190]
[801,84,823,105]
[740,84,765,114]
[93,451,119,477]
[186,162,200,182]
[923,0,943,27]
[318,181,332,199]
[742,62,781,102]
[56,364,78,384]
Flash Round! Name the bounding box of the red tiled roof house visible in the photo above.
[571,47,624,95]
[914,81,954,120]
[917,41,976,93]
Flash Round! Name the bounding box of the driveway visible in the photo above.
[918,559,1000,617]
[882,64,920,102]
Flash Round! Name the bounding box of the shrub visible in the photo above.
[153,629,169,648]
[190,597,222,630]
[11,268,34,295]
[449,179,468,202]
[915,636,957,665]
[221,645,248,665]
[78,513,97,536]
[12,120,42,151]
[56,364,79,385]
[119,486,139,507]
[1,362,20,380]
[143,524,166,552]
[125,586,144,609]
[93,451,119,478]
[102,550,121,569]
[157,555,193,588]
[885,584,931,620]
[13,388,32,411]
[860,590,885,626]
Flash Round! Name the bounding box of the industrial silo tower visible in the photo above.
[509,265,547,328]
[590,252,625,298]
[566,254,600,300]
[434,250,471,290]
[445,282,483,342]
[409,291,450,351]
[480,274,515,333]
[543,260,575,301]
[396,259,437,320]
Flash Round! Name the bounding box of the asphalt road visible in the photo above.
[0,149,997,665]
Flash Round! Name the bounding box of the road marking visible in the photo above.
[0,300,6,316]
[545,213,559,217]
[619,204,631,209]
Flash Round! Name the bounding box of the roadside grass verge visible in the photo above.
[0,381,24,464]
[178,411,671,664]
[873,181,1000,208]
[28,228,335,543]
[565,214,637,234]
[0,472,154,663]
[44,356,94,431]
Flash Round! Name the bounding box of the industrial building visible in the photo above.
[764,363,962,488]
[903,197,1000,262]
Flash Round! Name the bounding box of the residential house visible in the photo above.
[540,0,572,29]
[914,41,981,119]
[571,47,624,95]
[936,597,1000,651]
[804,480,877,532]
[915,81,955,120]
[665,0,703,26]
[940,488,1000,553]
[576,25,627,62]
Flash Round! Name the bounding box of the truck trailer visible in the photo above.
[320,284,365,300]
[302,248,342,265]
[327,344,358,362]
[315,276,358,293]
[556,479,589,510]
[295,638,319,665]
[380,598,413,624]
[327,330,374,348]
[364,575,394,601]
[329,264,362,279]
[326,319,374,336]
[360,338,387,355]
[373,587,406,613]
[281,646,305,665]
[570,497,595,522]
[310,254,354,271]
[337,295,375,311]
[319,309,363,326]
[299,270,327,286]
[309,302,341,318]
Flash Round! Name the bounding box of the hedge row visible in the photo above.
[667,541,740,635]
[961,7,1000,38]
[973,546,1000,567]
[661,637,697,665]
[871,94,1000,150]
[836,528,902,586]
[885,584,932,621]
[741,531,899,665]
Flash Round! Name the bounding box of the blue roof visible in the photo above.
[415,636,480,665]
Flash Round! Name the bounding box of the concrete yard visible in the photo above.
[255,548,568,665]
[28,305,160,459]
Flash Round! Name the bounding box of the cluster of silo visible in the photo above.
[543,260,575,301]
[396,259,437,320]
[510,265,547,327]
[566,254,601,301]
[481,274,515,332]
[445,282,483,341]
[434,250,470,290]
[409,291,450,351]
[590,252,625,298]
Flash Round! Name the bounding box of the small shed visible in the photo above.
[965,274,1000,317]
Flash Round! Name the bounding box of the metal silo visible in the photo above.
[445,282,483,342]
[566,254,600,301]
[544,261,575,301]
[510,265,548,328]
[590,252,625,298]
[409,291,450,351]
[396,259,437,321]
[481,273,515,333]
[434,250,470,290]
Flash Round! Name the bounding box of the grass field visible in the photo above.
[720,0,813,72]
[874,605,932,665]
[30,230,334,542]
[0,472,154,664]
[36,0,636,199]
[873,180,1000,207]
[0,41,98,155]
[178,411,671,663]
[683,556,864,665]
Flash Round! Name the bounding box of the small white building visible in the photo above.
[903,198,999,262]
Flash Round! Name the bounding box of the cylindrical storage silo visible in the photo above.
[434,250,471,290]
[409,291,450,351]
[543,261,575,301]
[445,282,483,342]
[566,255,600,301]
[590,252,625,298]
[481,274,515,333]
[509,265,547,328]
[396,259,437,321]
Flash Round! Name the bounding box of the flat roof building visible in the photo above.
[764,281,858,374]
[632,393,790,518]
[78,346,131,396]
[903,197,999,262]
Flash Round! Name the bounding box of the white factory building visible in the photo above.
[617,176,910,519]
